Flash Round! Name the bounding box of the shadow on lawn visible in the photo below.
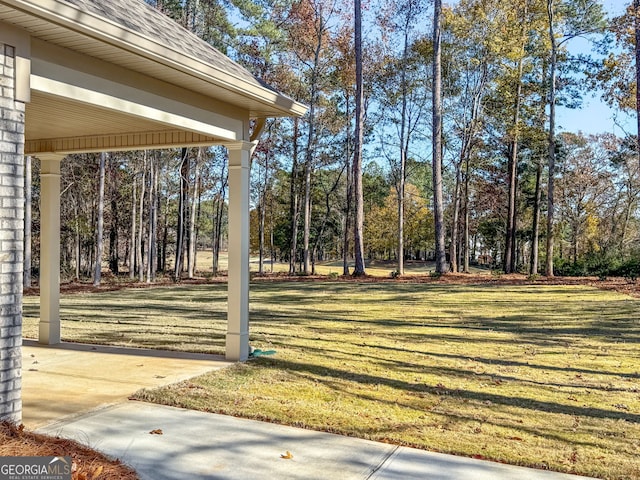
[255,356,640,424]
[274,339,640,392]
[253,282,640,336]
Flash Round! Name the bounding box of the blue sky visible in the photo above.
[557,100,633,137]
[557,0,632,136]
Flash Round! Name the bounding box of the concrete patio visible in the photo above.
[23,342,598,480]
[21,340,230,428]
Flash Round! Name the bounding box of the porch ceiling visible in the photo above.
[0,0,306,155]
[24,91,221,154]
[26,91,163,140]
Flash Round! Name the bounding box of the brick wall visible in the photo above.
[0,43,25,423]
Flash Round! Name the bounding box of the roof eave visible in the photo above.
[2,0,307,118]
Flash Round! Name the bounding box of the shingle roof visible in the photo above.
[0,0,306,117]
[61,0,267,91]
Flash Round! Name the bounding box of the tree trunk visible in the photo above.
[137,152,147,282]
[504,56,524,274]
[353,0,366,276]
[24,155,32,288]
[174,147,189,280]
[212,153,227,276]
[546,0,557,277]
[152,156,160,281]
[432,0,446,274]
[212,192,224,276]
[397,177,405,276]
[194,167,202,274]
[302,143,312,275]
[302,19,325,276]
[73,193,80,281]
[269,184,275,273]
[530,157,543,274]
[188,148,201,278]
[161,193,169,273]
[635,0,640,165]
[258,198,265,274]
[397,20,411,277]
[93,152,106,286]
[258,138,271,275]
[343,97,352,276]
[108,156,119,275]
[146,153,158,283]
[463,159,470,273]
[129,172,137,279]
[289,118,300,274]
[450,164,461,273]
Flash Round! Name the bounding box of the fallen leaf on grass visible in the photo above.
[280,451,293,459]
[149,429,163,435]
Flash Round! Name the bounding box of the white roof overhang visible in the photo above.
[0,0,307,155]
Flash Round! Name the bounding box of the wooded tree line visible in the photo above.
[26,147,230,284]
[24,0,640,284]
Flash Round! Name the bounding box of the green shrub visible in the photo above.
[613,258,640,283]
[553,258,588,277]
[553,252,640,280]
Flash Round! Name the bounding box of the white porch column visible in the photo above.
[225,141,254,361]
[39,154,64,345]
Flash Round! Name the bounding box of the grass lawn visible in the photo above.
[23,280,640,479]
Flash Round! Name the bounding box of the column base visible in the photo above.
[38,321,60,345]
[225,332,249,361]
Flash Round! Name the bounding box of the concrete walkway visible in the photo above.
[25,341,598,480]
[22,340,230,428]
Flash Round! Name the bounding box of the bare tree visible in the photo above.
[353,0,366,276]
[504,52,524,274]
[129,167,137,279]
[137,152,147,282]
[432,0,446,274]
[635,0,640,164]
[212,149,228,277]
[147,151,159,283]
[546,0,557,277]
[188,148,202,278]
[108,156,120,274]
[174,147,189,280]
[289,118,301,274]
[530,155,543,274]
[93,152,107,286]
